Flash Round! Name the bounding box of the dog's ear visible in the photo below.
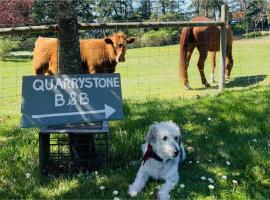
[146,124,157,143]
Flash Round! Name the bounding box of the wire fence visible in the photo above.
[0,3,270,114]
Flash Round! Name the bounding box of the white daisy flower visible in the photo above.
[201,176,206,181]
[232,180,238,184]
[100,186,105,190]
[188,161,193,164]
[113,197,120,200]
[208,159,212,162]
[208,178,215,183]
[25,173,31,179]
[226,161,231,166]
[208,184,215,190]
[208,117,212,121]
[113,190,119,195]
[180,184,185,188]
[196,160,200,163]
[221,175,227,180]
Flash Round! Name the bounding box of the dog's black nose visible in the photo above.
[173,150,179,157]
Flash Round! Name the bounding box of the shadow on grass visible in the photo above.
[226,75,267,88]
[189,75,267,92]
[1,87,270,199]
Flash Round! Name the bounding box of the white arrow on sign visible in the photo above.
[31,104,116,119]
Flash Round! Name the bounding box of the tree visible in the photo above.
[31,0,95,25]
[190,0,224,18]
[76,0,96,23]
[0,0,33,27]
[31,0,57,25]
[138,0,152,20]
[245,0,269,29]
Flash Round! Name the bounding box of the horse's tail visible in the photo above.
[179,27,194,86]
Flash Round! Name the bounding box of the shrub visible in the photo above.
[0,37,22,60]
[243,31,263,38]
[140,29,179,47]
[20,37,36,51]
[141,30,169,46]
[231,23,248,35]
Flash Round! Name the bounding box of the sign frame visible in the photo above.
[21,73,123,128]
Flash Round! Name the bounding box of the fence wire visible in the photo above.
[0,2,270,114]
[1,27,270,114]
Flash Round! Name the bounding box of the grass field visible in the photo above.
[0,37,270,199]
[0,86,270,199]
[1,37,270,112]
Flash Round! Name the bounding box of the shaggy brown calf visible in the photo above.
[33,37,58,75]
[33,32,135,75]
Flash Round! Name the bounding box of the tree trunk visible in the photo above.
[161,1,166,15]
[56,0,81,74]
[196,1,200,17]
[56,0,91,166]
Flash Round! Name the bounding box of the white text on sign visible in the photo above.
[55,92,90,107]
[32,77,120,92]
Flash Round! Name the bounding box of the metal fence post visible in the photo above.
[219,4,227,92]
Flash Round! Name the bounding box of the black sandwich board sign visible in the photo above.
[21,73,123,128]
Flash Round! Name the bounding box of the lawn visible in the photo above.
[1,37,270,112]
[0,86,270,199]
[0,37,270,199]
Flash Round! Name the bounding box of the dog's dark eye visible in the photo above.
[175,136,178,141]
[162,136,167,141]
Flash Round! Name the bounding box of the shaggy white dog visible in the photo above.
[128,121,186,200]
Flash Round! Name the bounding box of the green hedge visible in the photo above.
[231,23,248,35]
[243,31,263,38]
[128,29,180,48]
[0,37,22,60]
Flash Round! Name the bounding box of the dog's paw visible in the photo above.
[158,192,170,200]
[128,190,138,197]
[128,185,138,197]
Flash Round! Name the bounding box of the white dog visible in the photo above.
[128,121,186,200]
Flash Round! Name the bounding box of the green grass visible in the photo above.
[0,86,270,199]
[1,37,270,112]
[116,37,270,98]
[0,37,270,199]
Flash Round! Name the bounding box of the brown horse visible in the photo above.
[179,17,233,89]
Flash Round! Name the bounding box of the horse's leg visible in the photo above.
[180,46,195,90]
[184,47,195,89]
[197,51,210,87]
[210,51,216,83]
[225,49,233,81]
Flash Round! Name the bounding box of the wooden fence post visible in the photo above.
[219,4,227,92]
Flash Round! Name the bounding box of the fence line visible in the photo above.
[0,5,228,91]
[0,21,225,35]
[0,5,230,114]
[219,4,227,91]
